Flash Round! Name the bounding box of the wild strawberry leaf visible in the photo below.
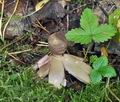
[99,66,116,78]
[80,8,98,31]
[65,28,92,44]
[90,56,117,84]
[90,55,98,64]
[109,10,120,42]
[66,8,117,44]
[93,24,117,42]
[90,69,102,84]
[92,56,108,69]
[109,9,120,26]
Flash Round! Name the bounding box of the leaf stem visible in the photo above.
[83,44,92,61]
[106,78,110,88]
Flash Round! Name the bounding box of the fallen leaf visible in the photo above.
[35,0,49,11]
[100,47,108,57]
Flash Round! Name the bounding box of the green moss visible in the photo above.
[0,36,120,102]
[0,62,120,102]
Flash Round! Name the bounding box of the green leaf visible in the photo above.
[65,28,92,44]
[109,10,120,42]
[99,66,116,78]
[80,8,98,31]
[92,56,108,69]
[90,69,102,84]
[90,55,98,64]
[109,10,120,26]
[93,24,117,43]
[65,8,117,44]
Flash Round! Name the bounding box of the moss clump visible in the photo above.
[0,61,120,102]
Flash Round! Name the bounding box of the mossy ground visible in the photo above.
[0,37,120,102]
[0,60,120,102]
[0,0,120,101]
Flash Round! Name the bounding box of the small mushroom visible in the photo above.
[48,32,67,55]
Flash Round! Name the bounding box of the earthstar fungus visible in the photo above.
[34,32,91,88]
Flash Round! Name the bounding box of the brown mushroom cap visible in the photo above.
[48,32,67,55]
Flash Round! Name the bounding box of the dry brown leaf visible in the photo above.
[49,55,66,88]
[35,0,49,11]
[100,47,108,57]
[63,54,91,84]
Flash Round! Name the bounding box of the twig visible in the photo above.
[8,53,25,64]
[35,18,50,34]
[2,0,19,41]
[37,44,48,47]
[8,49,32,55]
[66,4,69,31]
[7,49,32,64]
[37,41,48,47]
[68,4,87,14]
[0,0,4,39]
[38,41,48,45]
[94,0,108,17]
[1,35,26,51]
[22,11,38,19]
